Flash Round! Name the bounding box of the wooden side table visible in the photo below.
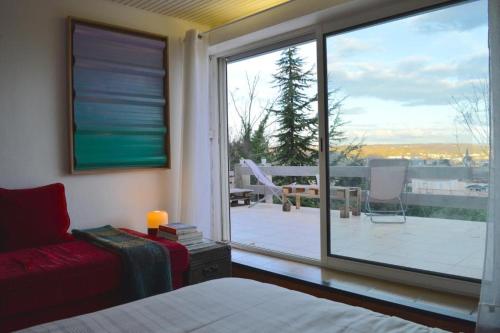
[187,241,231,285]
[331,186,362,218]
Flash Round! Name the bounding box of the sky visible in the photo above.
[227,0,488,146]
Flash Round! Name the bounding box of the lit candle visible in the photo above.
[147,210,168,236]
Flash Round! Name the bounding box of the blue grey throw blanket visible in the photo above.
[72,225,172,302]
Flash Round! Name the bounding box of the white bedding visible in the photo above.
[18,278,448,333]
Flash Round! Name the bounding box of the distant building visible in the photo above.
[409,159,426,166]
[411,179,488,196]
[463,148,473,167]
[409,158,450,166]
[432,159,451,166]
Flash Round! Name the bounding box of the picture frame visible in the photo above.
[67,17,170,173]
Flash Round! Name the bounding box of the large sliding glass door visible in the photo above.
[325,0,489,280]
[219,0,489,292]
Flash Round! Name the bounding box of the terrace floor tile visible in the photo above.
[231,203,486,279]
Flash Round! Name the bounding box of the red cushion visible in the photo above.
[0,239,122,318]
[0,183,71,251]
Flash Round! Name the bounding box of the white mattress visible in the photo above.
[18,278,448,333]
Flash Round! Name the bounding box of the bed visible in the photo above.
[18,278,447,333]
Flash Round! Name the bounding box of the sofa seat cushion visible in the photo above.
[0,239,121,318]
[0,183,71,251]
[0,230,189,320]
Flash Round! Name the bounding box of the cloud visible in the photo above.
[327,53,488,106]
[410,0,487,34]
[341,106,366,115]
[456,53,489,78]
[328,36,378,57]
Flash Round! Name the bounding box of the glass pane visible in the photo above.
[227,41,320,259]
[326,0,488,279]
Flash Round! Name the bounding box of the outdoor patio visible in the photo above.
[230,203,486,279]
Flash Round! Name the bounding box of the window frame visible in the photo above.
[212,0,484,297]
[321,0,485,297]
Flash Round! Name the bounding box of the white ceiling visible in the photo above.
[105,0,292,29]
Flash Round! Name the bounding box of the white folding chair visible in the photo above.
[365,159,409,223]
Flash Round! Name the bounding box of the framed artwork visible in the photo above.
[67,17,170,173]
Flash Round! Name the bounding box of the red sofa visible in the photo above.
[0,184,189,332]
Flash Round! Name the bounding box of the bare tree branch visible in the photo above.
[451,79,489,156]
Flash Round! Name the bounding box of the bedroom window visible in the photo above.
[325,0,489,281]
[226,40,320,260]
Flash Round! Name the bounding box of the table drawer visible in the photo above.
[188,259,231,285]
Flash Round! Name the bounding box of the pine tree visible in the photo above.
[250,112,270,162]
[271,47,317,167]
[228,112,270,168]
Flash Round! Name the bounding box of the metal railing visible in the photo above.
[233,164,489,210]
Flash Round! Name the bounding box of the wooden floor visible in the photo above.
[231,203,486,279]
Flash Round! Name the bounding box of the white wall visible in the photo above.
[0,0,207,232]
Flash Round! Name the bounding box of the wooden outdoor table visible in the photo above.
[282,184,361,218]
[282,184,319,210]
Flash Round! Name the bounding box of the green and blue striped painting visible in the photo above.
[71,21,168,171]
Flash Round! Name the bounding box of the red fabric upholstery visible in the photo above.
[0,239,122,320]
[0,182,189,332]
[0,230,189,332]
[0,183,70,251]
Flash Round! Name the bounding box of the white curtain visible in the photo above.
[179,30,212,238]
[477,1,500,332]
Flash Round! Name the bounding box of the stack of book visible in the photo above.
[158,223,206,248]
